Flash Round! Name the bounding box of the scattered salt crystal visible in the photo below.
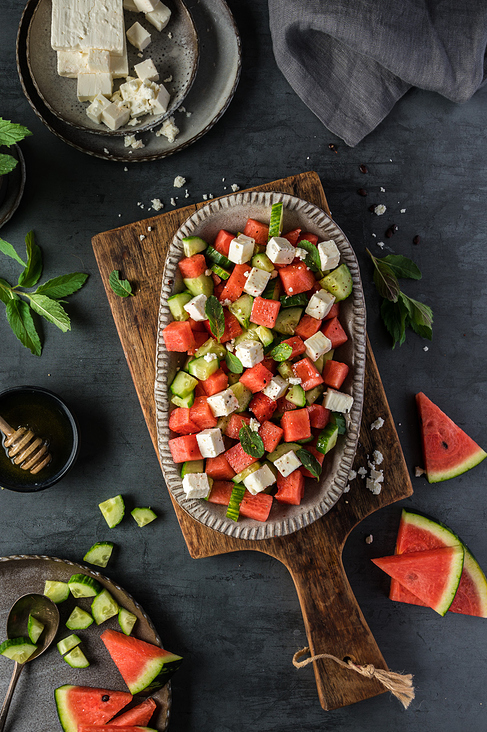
[423,346,429,352]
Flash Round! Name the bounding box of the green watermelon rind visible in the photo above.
[450,547,487,618]
[125,654,183,695]
[398,510,462,548]
[426,447,487,483]
[426,545,464,616]
[54,685,132,732]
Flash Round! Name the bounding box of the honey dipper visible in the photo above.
[0,415,51,474]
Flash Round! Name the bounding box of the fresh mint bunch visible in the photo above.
[367,250,433,348]
[0,232,88,355]
[0,118,32,176]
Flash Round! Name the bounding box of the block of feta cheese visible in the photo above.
[243,267,271,298]
[274,450,302,477]
[243,465,276,496]
[77,73,113,102]
[317,240,340,271]
[266,236,296,265]
[234,340,264,368]
[134,58,159,82]
[133,0,159,11]
[228,234,255,265]
[195,428,225,458]
[145,1,171,31]
[304,332,332,362]
[207,388,240,418]
[109,34,129,78]
[51,0,125,55]
[85,49,111,73]
[86,93,111,124]
[183,294,207,321]
[305,289,335,320]
[126,21,151,51]
[182,473,212,499]
[262,375,288,401]
[101,101,131,130]
[323,388,354,413]
[57,50,89,78]
[123,0,141,11]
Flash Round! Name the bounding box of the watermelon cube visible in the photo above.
[189,397,218,430]
[240,362,274,393]
[239,491,273,521]
[306,404,330,429]
[205,454,236,480]
[322,360,349,390]
[249,392,277,423]
[292,357,324,391]
[207,480,234,505]
[281,408,311,443]
[258,420,283,453]
[225,443,259,474]
[294,314,322,340]
[275,470,305,505]
[178,254,207,279]
[168,434,202,463]
[250,297,281,328]
[162,321,196,353]
[219,264,251,303]
[213,229,234,257]
[204,310,243,343]
[278,263,316,295]
[280,336,306,360]
[168,408,199,435]
[297,232,319,247]
[321,316,348,348]
[243,218,269,245]
[224,413,252,440]
[282,228,302,246]
[201,369,229,396]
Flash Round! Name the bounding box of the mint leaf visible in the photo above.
[296,239,321,274]
[109,270,133,297]
[297,448,322,479]
[6,299,41,355]
[18,231,42,288]
[367,250,400,302]
[380,298,408,348]
[400,293,433,340]
[270,341,292,361]
[28,294,71,332]
[205,295,225,342]
[239,423,265,459]
[225,350,243,374]
[0,278,17,306]
[0,118,32,148]
[0,237,26,267]
[35,272,88,299]
[381,254,422,280]
[0,154,18,176]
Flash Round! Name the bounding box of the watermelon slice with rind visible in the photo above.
[372,545,464,616]
[54,685,132,732]
[108,698,157,727]
[416,392,487,482]
[101,629,183,695]
[78,727,156,732]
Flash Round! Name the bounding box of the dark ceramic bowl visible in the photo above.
[0,386,79,492]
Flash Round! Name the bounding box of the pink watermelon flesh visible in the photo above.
[54,685,132,732]
[101,629,183,695]
[108,698,157,727]
[78,727,156,732]
[416,392,487,482]
[373,545,464,616]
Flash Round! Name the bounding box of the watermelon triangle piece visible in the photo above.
[108,698,157,727]
[54,685,133,732]
[372,545,464,616]
[101,629,183,695]
[78,727,156,732]
[416,392,487,483]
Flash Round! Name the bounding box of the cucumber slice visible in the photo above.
[273,307,303,335]
[118,607,137,636]
[183,274,214,297]
[229,294,254,329]
[64,646,90,668]
[194,338,226,360]
[262,278,280,300]
[232,461,262,484]
[57,634,81,656]
[91,589,119,625]
[229,382,252,412]
[181,459,204,477]
[267,442,302,463]
[98,494,125,529]
[251,253,274,272]
[211,264,230,280]
[268,202,283,239]
[83,542,114,568]
[27,615,44,644]
[66,606,94,630]
[305,385,325,405]
[131,507,157,527]
[315,423,339,454]
[0,638,37,663]
[167,292,192,321]
[227,483,246,521]
[277,361,294,380]
[330,412,347,434]
[228,373,240,385]
[286,384,306,407]
[187,355,220,381]
[255,325,274,347]
[320,264,353,301]
[205,245,233,269]
[44,580,70,604]
[68,573,103,598]
[171,392,195,408]
[280,293,308,308]
[170,370,199,398]
[314,349,334,374]
[182,235,208,257]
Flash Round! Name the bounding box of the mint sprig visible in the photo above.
[109,270,134,297]
[225,350,243,374]
[270,341,292,361]
[0,118,32,176]
[295,239,321,274]
[239,423,265,459]
[367,250,433,348]
[205,295,225,342]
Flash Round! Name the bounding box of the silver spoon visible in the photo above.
[0,593,59,731]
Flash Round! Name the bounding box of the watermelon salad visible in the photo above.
[161,202,356,522]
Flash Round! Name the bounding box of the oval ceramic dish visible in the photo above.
[26,0,199,136]
[155,191,367,540]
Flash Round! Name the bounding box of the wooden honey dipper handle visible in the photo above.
[0,414,51,475]
[0,416,14,438]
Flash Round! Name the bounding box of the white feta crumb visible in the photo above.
[365,534,373,544]
[221,299,231,307]
[118,213,122,217]
[249,418,260,432]
[343,484,351,493]
[288,377,302,385]
[173,175,186,188]
[423,346,429,352]
[139,234,145,241]
[294,247,308,260]
[178,106,186,113]
[231,184,240,192]
[202,194,208,200]
[371,233,377,237]
[185,189,190,198]
[288,287,294,293]
[358,466,367,477]
[203,353,217,362]
[124,166,128,172]
[168,31,173,38]
[103,148,110,154]
[377,241,385,249]
[222,177,226,182]
[373,450,383,466]
[151,198,163,211]
[155,116,179,143]
[380,187,386,192]
[370,417,384,430]
[400,208,406,213]
[366,477,383,495]
[389,158,393,162]
[207,194,213,199]
[137,52,143,58]
[205,269,212,276]
[243,270,249,277]
[348,469,357,481]
[374,204,387,216]
[415,466,426,477]
[164,75,173,83]
[147,226,152,232]
[225,341,235,352]
[170,197,176,206]
[127,117,140,126]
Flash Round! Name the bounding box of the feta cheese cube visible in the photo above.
[207,388,240,417]
[323,388,354,413]
[86,93,111,124]
[262,375,289,401]
[183,294,207,321]
[110,35,129,78]
[145,1,171,31]
[266,236,295,265]
[243,465,276,495]
[195,428,225,458]
[228,234,255,265]
[133,0,159,11]
[101,101,131,130]
[86,49,111,73]
[304,332,332,361]
[150,83,171,114]
[234,340,264,368]
[134,58,159,82]
[77,73,113,102]
[274,451,302,477]
[126,21,151,51]
[243,267,271,297]
[57,50,88,78]
[305,289,335,320]
[123,0,140,11]
[182,473,211,499]
[317,240,340,271]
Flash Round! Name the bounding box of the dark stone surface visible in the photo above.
[1,1,486,730]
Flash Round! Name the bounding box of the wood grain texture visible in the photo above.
[92,172,413,710]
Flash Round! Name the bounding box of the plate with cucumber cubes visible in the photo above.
[155,191,366,540]
[0,554,172,731]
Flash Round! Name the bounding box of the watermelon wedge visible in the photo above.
[389,509,487,617]
[54,685,132,732]
[108,698,157,727]
[78,727,156,732]
[372,545,464,616]
[101,629,183,695]
[416,392,487,482]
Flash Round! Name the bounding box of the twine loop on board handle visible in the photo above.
[293,647,415,709]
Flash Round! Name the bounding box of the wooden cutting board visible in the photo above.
[92,172,413,710]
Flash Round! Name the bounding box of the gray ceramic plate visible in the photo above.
[17,0,241,161]
[26,0,199,136]
[0,145,26,229]
[155,191,367,541]
[0,555,171,730]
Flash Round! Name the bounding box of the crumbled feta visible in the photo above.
[249,418,260,432]
[124,134,144,149]
[374,204,386,216]
[155,116,179,143]
[294,247,307,260]
[288,377,302,385]
[205,269,212,276]
[266,236,295,265]
[206,388,239,417]
[174,175,186,188]
[400,208,406,213]
[317,240,340,270]
[170,197,176,206]
[182,473,211,499]
[380,187,386,192]
[358,466,367,477]
[370,417,384,430]
[377,241,385,249]
[221,299,231,307]
[304,332,332,362]
[231,184,240,192]
[235,340,264,368]
[373,450,383,466]
[365,534,374,544]
[228,234,255,264]
[366,470,383,494]
[243,464,276,495]
[415,466,426,477]
[195,428,225,458]
[151,198,163,211]
[202,352,217,362]
[423,346,429,352]
[139,234,145,241]
[243,267,271,297]
[184,294,208,321]
[274,451,302,477]
[348,469,357,481]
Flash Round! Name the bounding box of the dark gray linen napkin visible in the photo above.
[268,0,487,146]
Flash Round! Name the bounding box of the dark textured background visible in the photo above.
[1,1,486,730]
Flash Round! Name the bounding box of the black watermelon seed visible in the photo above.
[413,235,420,245]
[359,164,368,174]
[102,695,110,702]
